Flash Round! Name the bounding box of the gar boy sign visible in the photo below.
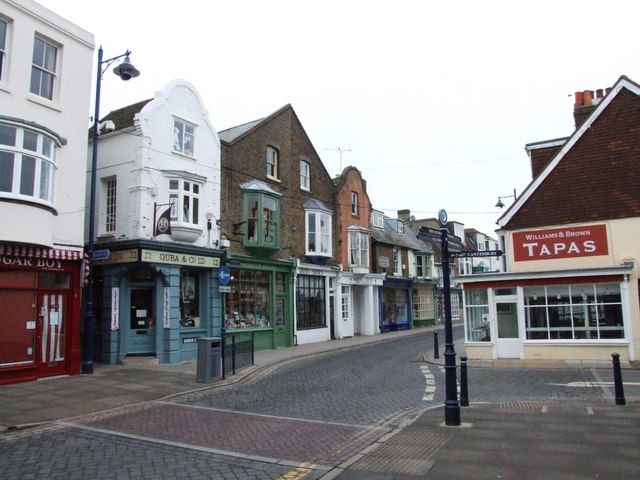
[513,224,608,261]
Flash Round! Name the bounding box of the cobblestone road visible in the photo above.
[2,326,630,480]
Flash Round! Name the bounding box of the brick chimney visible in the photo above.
[397,209,411,222]
[574,87,610,129]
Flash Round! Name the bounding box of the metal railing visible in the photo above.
[221,332,255,379]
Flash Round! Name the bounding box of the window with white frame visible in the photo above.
[169,179,200,225]
[341,285,351,322]
[173,119,194,157]
[396,220,405,234]
[524,283,624,340]
[371,210,384,229]
[464,289,490,342]
[350,192,358,216]
[267,146,279,180]
[416,254,432,278]
[300,160,310,191]
[305,209,332,256]
[0,18,7,82]
[104,177,117,233]
[393,247,402,275]
[0,123,55,204]
[348,230,369,267]
[30,36,57,100]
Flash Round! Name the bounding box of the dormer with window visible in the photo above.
[396,220,405,234]
[241,179,281,256]
[347,225,369,274]
[371,209,384,229]
[304,199,332,260]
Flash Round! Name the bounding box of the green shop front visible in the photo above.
[92,240,223,364]
[222,255,295,350]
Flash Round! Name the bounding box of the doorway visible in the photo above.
[495,301,521,358]
[127,288,155,354]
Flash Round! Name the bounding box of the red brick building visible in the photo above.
[461,75,640,362]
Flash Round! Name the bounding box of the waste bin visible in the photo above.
[196,337,222,383]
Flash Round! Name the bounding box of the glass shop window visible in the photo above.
[180,268,200,328]
[225,269,271,330]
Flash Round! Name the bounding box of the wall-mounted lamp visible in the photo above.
[495,188,517,209]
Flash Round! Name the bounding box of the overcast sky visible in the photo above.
[39,0,640,237]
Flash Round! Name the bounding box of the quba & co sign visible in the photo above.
[513,224,608,261]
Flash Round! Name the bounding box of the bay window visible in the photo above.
[0,123,56,204]
[242,181,281,252]
[348,229,369,268]
[305,201,332,256]
[169,179,200,225]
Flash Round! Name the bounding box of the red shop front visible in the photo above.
[0,245,84,385]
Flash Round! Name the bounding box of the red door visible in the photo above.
[0,290,37,369]
[36,291,68,377]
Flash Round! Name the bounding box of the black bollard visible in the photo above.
[460,356,469,407]
[434,331,440,359]
[612,353,626,406]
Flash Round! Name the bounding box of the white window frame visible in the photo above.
[371,210,384,229]
[350,192,358,216]
[416,254,432,278]
[341,285,352,322]
[103,177,117,233]
[300,160,310,191]
[30,36,57,100]
[0,17,8,83]
[173,118,195,157]
[267,146,279,180]
[0,123,56,205]
[305,209,332,256]
[393,247,402,275]
[168,178,200,225]
[348,231,369,268]
[396,220,405,234]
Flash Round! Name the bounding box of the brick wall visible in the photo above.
[335,167,372,268]
[220,106,338,261]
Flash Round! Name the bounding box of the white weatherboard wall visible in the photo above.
[87,80,220,246]
[1,0,93,248]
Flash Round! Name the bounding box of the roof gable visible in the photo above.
[499,75,640,230]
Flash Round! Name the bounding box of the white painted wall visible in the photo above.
[86,79,220,247]
[0,0,93,248]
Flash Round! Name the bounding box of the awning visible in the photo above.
[0,244,84,260]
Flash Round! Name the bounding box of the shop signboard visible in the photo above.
[141,249,220,268]
[512,224,608,261]
[94,248,139,265]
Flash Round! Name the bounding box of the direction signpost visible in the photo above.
[449,250,503,258]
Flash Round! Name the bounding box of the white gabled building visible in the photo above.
[88,79,225,364]
[0,0,94,384]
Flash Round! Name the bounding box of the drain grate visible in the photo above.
[350,430,449,476]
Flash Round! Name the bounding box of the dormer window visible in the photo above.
[173,119,195,157]
[371,210,384,229]
[396,220,405,234]
[267,146,279,180]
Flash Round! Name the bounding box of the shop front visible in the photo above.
[93,241,223,364]
[380,276,413,332]
[412,282,437,328]
[223,255,295,351]
[0,245,84,385]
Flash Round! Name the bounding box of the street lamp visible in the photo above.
[83,47,140,375]
[495,188,517,209]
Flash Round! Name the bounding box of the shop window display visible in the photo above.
[180,268,200,328]
[225,269,271,330]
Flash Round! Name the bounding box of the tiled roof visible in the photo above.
[90,99,152,136]
[303,199,332,213]
[218,118,264,143]
[501,76,640,230]
[371,217,430,251]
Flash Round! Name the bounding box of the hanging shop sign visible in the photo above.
[512,224,608,262]
[141,249,220,268]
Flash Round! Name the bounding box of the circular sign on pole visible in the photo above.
[218,265,231,285]
[438,209,448,227]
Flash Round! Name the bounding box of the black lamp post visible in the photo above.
[82,47,140,375]
[438,209,461,426]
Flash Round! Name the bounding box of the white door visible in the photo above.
[495,301,521,358]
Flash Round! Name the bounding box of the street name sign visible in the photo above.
[449,250,504,258]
